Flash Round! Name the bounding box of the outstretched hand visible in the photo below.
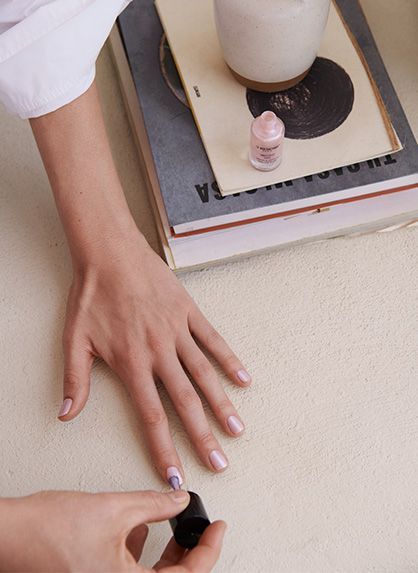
[59,233,250,482]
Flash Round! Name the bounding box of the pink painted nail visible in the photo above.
[237,369,251,384]
[209,450,228,471]
[167,466,183,490]
[58,398,72,418]
[227,416,244,435]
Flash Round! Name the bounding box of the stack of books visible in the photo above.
[110,0,418,271]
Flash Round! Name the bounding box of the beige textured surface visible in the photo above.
[1,1,417,571]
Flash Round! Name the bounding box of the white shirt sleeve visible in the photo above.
[0,0,131,119]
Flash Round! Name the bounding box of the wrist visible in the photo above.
[69,222,151,275]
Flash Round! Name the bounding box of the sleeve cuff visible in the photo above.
[17,65,96,119]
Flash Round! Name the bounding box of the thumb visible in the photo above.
[119,490,190,530]
[58,340,93,421]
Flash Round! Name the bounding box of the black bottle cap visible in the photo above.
[169,491,211,549]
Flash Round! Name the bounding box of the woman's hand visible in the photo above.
[30,83,251,486]
[0,490,226,573]
[60,231,250,482]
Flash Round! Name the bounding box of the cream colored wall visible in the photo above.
[0,1,417,571]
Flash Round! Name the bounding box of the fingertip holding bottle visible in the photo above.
[249,111,285,172]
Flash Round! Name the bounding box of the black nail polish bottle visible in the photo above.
[169,491,211,549]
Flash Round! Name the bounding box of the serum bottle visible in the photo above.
[249,111,285,171]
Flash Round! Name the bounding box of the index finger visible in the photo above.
[177,521,227,573]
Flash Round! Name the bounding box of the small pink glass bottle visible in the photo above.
[249,111,285,171]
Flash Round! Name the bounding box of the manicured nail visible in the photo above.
[237,369,251,384]
[170,490,190,503]
[209,450,228,471]
[167,466,183,490]
[227,415,244,435]
[58,398,72,418]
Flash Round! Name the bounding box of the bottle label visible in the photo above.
[255,143,281,164]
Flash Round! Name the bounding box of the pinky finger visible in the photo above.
[188,309,252,387]
[177,521,227,573]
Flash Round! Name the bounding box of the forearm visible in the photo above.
[0,497,27,570]
[30,82,144,270]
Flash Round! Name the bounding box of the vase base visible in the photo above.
[227,65,311,92]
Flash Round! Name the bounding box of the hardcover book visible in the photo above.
[117,0,417,235]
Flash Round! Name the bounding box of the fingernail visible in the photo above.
[167,466,183,490]
[209,450,228,471]
[170,490,190,503]
[237,369,251,384]
[227,416,244,435]
[58,398,72,417]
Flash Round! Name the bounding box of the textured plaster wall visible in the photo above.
[0,1,417,571]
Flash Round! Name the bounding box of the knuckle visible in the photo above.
[147,330,166,356]
[216,398,233,415]
[147,491,164,513]
[176,387,200,410]
[223,352,238,369]
[63,369,81,389]
[121,338,142,367]
[154,445,175,462]
[192,359,214,381]
[205,327,222,347]
[169,300,190,320]
[141,407,167,429]
[198,430,215,448]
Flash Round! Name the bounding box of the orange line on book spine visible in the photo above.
[171,183,418,238]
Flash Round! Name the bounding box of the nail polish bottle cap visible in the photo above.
[252,110,285,139]
[169,491,211,549]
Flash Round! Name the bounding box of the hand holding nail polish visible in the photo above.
[0,489,226,572]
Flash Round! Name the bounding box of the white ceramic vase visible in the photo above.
[214,0,331,92]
